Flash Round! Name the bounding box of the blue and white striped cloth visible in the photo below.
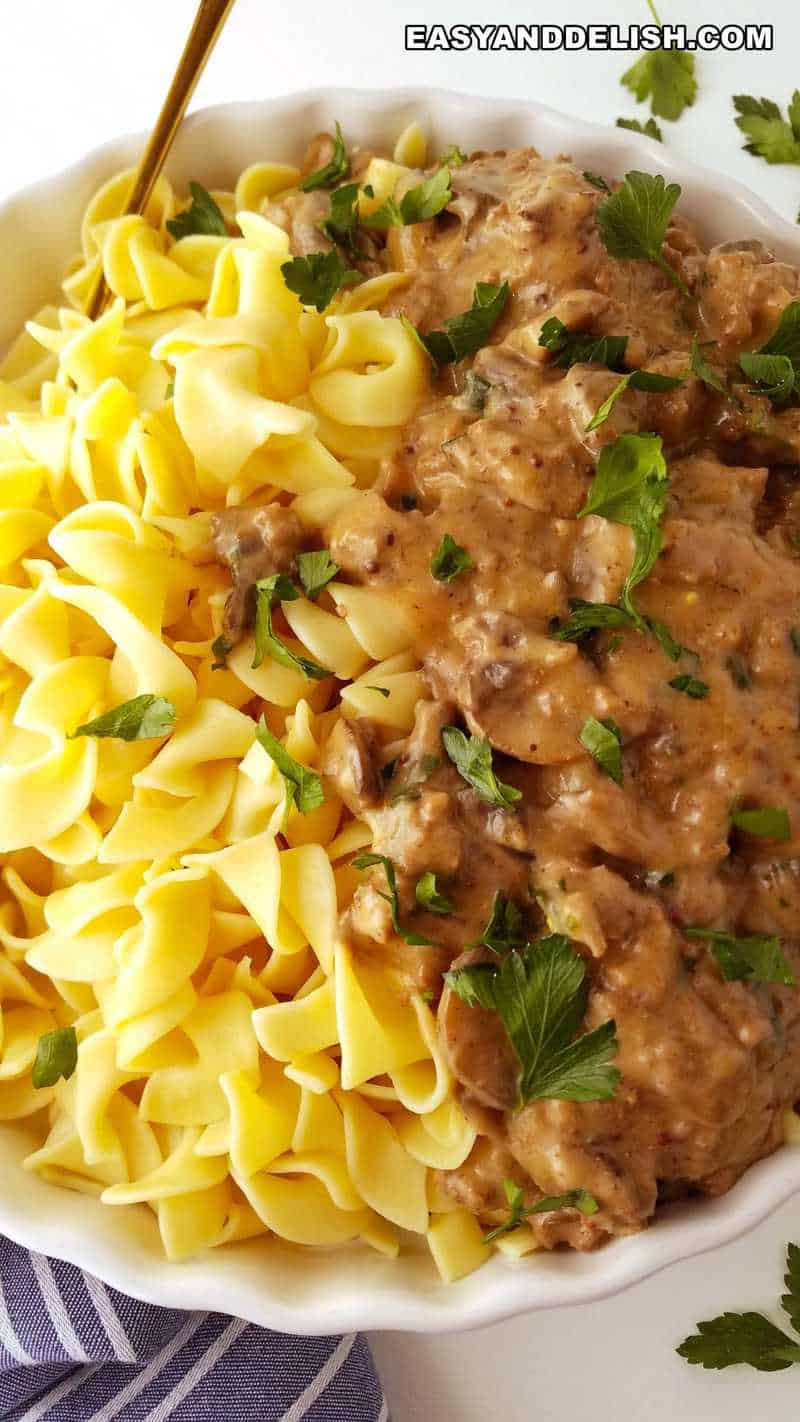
[0,1238,387,1421]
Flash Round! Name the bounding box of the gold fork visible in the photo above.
[86,0,238,320]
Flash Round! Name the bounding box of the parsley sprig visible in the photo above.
[255,716,324,824]
[679,1243,800,1371]
[484,1179,599,1244]
[616,116,663,143]
[442,726,522,809]
[415,871,454,915]
[685,926,794,986]
[733,93,800,165]
[252,574,330,680]
[69,695,176,742]
[537,317,628,372]
[580,717,624,785]
[738,301,800,406]
[166,182,227,240]
[445,934,620,1108]
[597,170,689,298]
[430,533,474,583]
[621,51,697,123]
[471,892,527,954]
[281,251,360,312]
[352,852,434,946]
[300,122,350,191]
[296,549,339,600]
[579,432,669,622]
[363,167,452,228]
[32,1027,78,1089]
[407,282,510,366]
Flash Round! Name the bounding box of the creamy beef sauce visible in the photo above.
[214,139,800,1249]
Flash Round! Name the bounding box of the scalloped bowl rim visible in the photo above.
[0,86,799,1336]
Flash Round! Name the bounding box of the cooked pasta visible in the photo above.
[0,123,484,1281]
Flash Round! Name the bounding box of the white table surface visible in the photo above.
[3,1,800,1417]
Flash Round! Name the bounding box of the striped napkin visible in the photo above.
[0,1238,387,1421]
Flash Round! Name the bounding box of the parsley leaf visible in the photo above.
[296,549,339,600]
[363,166,452,228]
[471,892,527,954]
[444,935,620,1108]
[210,633,232,670]
[580,716,624,785]
[731,806,791,841]
[252,573,330,680]
[281,250,360,312]
[621,50,697,122]
[596,171,689,298]
[739,352,796,405]
[441,726,522,809]
[679,1311,800,1371]
[585,368,683,431]
[32,1026,77,1089]
[255,715,324,822]
[69,695,176,742]
[685,926,794,986]
[739,301,800,404]
[616,116,663,143]
[583,171,610,193]
[352,852,434,945]
[430,533,474,583]
[689,335,728,396]
[320,182,362,253]
[412,282,510,366]
[551,599,636,642]
[537,317,628,371]
[578,432,669,621]
[440,144,468,167]
[415,871,454,915]
[484,1179,599,1244]
[300,122,350,190]
[668,673,709,699]
[733,93,800,165]
[166,182,227,240]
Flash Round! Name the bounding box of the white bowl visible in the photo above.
[1,86,799,1336]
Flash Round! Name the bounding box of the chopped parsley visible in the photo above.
[668,674,709,699]
[678,1243,800,1370]
[415,871,455,915]
[616,116,663,142]
[731,806,791,841]
[596,170,689,298]
[578,432,669,623]
[32,1026,78,1089]
[579,716,624,785]
[440,143,468,167]
[296,549,339,600]
[352,852,434,945]
[280,250,360,311]
[363,166,452,227]
[471,892,527,954]
[300,122,350,190]
[252,573,330,680]
[255,715,324,822]
[166,182,227,240]
[685,926,794,986]
[69,695,176,742]
[320,182,362,253]
[484,1179,599,1244]
[738,301,800,405]
[689,335,728,396]
[733,93,800,165]
[441,726,522,809]
[409,281,510,366]
[583,171,610,193]
[586,368,683,431]
[430,533,474,583]
[537,317,628,372]
[444,934,620,1108]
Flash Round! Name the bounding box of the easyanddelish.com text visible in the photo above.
[404,23,772,53]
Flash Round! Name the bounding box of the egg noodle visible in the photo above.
[0,122,494,1282]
